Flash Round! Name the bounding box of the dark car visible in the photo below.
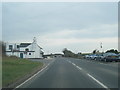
[116,54,120,62]
[103,53,119,62]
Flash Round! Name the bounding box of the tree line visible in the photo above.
[62,48,119,58]
[62,48,82,58]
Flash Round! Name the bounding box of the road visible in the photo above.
[17,57,119,89]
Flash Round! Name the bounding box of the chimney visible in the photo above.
[33,37,37,44]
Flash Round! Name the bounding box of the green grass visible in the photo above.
[2,56,43,87]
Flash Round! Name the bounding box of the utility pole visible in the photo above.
[100,42,103,53]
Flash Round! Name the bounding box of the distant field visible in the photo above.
[2,56,43,87]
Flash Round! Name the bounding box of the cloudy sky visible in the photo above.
[2,2,118,54]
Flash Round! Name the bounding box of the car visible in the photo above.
[90,54,98,60]
[102,53,119,62]
[116,54,120,62]
[85,55,89,59]
[96,54,104,61]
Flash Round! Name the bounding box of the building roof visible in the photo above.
[37,44,42,49]
[19,43,31,47]
[54,54,63,55]
[6,51,35,52]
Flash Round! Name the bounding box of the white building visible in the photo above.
[5,38,43,59]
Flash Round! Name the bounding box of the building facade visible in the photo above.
[5,38,43,58]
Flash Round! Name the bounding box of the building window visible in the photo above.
[17,45,19,48]
[9,45,13,50]
[29,53,31,55]
[25,48,29,51]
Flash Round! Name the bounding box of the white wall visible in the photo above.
[24,52,35,58]
[6,43,20,51]
[19,47,26,51]
[6,52,19,57]
[26,43,43,58]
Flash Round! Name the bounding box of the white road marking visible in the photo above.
[15,63,50,88]
[67,60,111,89]
[100,63,107,65]
[68,61,82,71]
[76,66,82,70]
[72,63,76,66]
[87,73,109,89]
[67,60,70,63]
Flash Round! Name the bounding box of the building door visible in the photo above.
[20,53,23,58]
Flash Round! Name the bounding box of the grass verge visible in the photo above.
[2,56,43,87]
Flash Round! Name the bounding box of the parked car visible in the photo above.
[96,54,104,61]
[116,54,120,62]
[85,55,90,59]
[90,54,98,60]
[102,53,119,62]
[85,54,98,60]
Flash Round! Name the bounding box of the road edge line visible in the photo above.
[87,73,109,89]
[15,64,50,89]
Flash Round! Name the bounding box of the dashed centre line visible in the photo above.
[67,60,82,71]
[76,66,82,70]
[67,60,109,89]
[72,63,75,65]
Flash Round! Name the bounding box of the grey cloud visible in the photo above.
[2,2,118,45]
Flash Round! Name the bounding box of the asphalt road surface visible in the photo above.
[17,57,118,89]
